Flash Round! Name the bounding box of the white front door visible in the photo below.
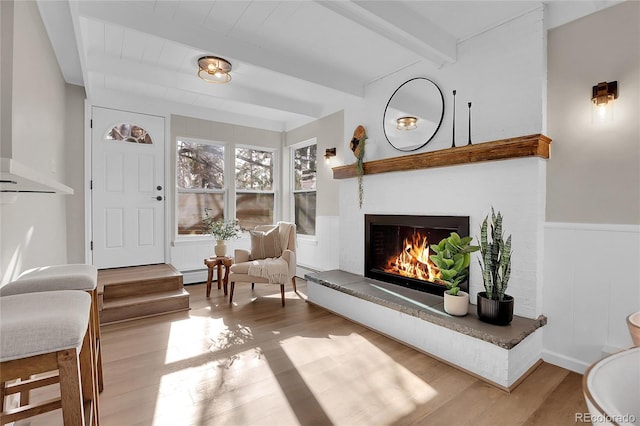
[91,107,165,268]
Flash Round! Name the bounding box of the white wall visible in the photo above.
[335,9,547,319]
[546,1,639,225]
[346,7,545,164]
[543,223,639,372]
[542,1,639,372]
[338,158,547,319]
[1,1,71,283]
[284,111,343,272]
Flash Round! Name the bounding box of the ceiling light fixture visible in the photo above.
[396,116,417,131]
[197,56,232,84]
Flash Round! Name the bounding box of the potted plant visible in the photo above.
[430,232,479,316]
[477,208,514,325]
[202,209,241,257]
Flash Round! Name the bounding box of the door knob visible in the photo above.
[157,185,163,191]
[154,196,163,201]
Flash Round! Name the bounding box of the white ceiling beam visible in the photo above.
[90,86,287,132]
[315,1,457,66]
[36,0,84,86]
[87,55,323,118]
[77,1,365,97]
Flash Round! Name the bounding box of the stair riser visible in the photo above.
[103,277,183,300]
[100,294,189,324]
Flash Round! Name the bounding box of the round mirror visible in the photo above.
[383,77,445,151]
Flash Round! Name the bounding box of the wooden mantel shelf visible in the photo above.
[332,133,551,179]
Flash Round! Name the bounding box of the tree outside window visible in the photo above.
[176,139,225,235]
[293,143,316,235]
[235,148,274,230]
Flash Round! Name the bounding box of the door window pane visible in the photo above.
[107,123,153,144]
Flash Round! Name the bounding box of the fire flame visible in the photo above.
[384,232,443,284]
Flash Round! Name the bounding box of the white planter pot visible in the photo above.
[214,240,227,257]
[444,290,469,316]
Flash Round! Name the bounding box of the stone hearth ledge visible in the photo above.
[305,270,547,390]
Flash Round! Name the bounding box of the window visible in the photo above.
[235,147,274,230]
[176,139,225,235]
[107,123,152,144]
[292,142,317,236]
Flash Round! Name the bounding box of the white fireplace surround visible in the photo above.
[303,154,548,388]
[338,156,547,319]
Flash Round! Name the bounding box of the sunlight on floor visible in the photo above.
[279,332,439,425]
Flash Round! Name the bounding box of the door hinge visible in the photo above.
[90,241,93,251]
[90,119,93,128]
[90,180,93,190]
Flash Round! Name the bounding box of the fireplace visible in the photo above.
[365,214,470,296]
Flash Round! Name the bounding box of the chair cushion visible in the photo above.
[0,291,91,362]
[250,226,282,259]
[0,264,98,296]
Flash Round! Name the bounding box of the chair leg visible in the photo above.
[90,290,104,393]
[292,277,297,293]
[229,282,235,304]
[57,349,85,425]
[79,322,99,425]
[280,285,285,307]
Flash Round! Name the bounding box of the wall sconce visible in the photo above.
[396,116,417,130]
[591,81,618,123]
[324,148,336,163]
[197,56,232,83]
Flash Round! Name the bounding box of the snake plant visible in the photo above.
[478,208,512,301]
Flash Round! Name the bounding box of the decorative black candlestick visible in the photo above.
[467,102,472,145]
[451,90,456,148]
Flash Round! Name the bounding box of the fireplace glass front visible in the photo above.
[365,214,470,296]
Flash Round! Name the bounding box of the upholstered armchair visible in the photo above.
[229,222,297,306]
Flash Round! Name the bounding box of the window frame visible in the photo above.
[175,136,230,240]
[234,144,279,230]
[290,138,317,237]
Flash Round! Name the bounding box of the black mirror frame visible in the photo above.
[383,77,445,152]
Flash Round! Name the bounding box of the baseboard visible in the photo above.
[183,264,313,285]
[542,349,590,374]
[296,264,318,279]
[182,269,208,285]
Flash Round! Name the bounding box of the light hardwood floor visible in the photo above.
[23,279,587,425]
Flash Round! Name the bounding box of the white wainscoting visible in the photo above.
[542,222,640,373]
[170,216,340,284]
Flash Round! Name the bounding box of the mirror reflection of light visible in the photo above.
[397,116,418,131]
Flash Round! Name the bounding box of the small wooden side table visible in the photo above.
[204,256,233,297]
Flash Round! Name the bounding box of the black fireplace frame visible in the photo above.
[364,214,470,296]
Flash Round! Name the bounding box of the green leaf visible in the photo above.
[452,254,464,271]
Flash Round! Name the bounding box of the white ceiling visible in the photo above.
[37,0,622,132]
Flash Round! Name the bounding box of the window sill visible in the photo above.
[173,233,250,247]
